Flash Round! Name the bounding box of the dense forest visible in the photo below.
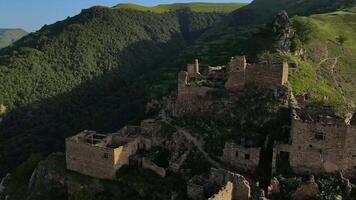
[0,6,230,176]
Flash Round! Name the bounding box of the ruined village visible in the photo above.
[65,56,356,200]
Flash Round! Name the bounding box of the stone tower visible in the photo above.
[225,56,247,92]
[187,59,201,79]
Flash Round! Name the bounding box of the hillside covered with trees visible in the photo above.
[0,4,240,177]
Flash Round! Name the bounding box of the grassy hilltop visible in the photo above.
[114,2,247,13]
[0,29,27,49]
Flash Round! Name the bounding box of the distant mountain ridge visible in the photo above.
[114,2,247,13]
[0,28,27,49]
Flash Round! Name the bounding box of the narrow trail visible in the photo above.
[176,127,223,168]
[309,41,348,104]
[159,109,223,168]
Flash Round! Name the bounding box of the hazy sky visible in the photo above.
[0,0,251,32]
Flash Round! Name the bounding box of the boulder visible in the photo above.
[292,175,319,200]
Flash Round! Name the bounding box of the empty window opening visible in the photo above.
[235,151,239,158]
[245,154,250,160]
[309,145,313,148]
[314,132,325,140]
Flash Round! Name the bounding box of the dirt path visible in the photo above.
[176,127,223,168]
[159,109,223,168]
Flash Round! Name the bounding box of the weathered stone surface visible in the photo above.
[209,181,233,200]
[273,10,294,52]
[66,129,151,180]
[209,168,251,200]
[225,56,289,92]
[291,176,319,200]
[222,142,260,173]
[270,177,280,194]
[278,111,356,176]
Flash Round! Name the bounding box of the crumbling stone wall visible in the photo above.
[187,59,201,79]
[222,142,260,173]
[245,62,288,87]
[66,138,121,179]
[225,56,288,92]
[279,116,356,176]
[177,70,215,101]
[142,157,166,177]
[209,168,251,200]
[208,181,233,200]
[66,131,150,179]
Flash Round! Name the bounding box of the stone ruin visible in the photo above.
[222,142,261,173]
[66,122,167,180]
[187,168,251,200]
[178,56,288,100]
[275,104,356,177]
[221,92,356,177]
[173,56,289,116]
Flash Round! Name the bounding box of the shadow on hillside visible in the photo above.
[0,31,201,177]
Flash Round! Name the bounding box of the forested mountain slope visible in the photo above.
[0,29,27,49]
[0,6,235,176]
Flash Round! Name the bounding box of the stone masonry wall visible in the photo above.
[209,181,233,200]
[225,56,288,92]
[341,126,356,176]
[288,118,349,175]
[222,143,260,173]
[245,62,288,87]
[66,139,120,179]
[209,168,251,200]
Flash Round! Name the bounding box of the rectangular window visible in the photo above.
[314,132,325,140]
[245,154,250,160]
[103,153,109,159]
[235,151,239,158]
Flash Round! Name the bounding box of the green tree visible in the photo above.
[0,104,6,116]
[71,188,96,200]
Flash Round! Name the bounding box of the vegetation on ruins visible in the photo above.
[0,5,231,177]
[175,86,290,157]
[1,0,356,199]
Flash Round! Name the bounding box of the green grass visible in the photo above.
[288,8,356,115]
[114,2,247,13]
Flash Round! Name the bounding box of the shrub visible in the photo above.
[13,154,43,184]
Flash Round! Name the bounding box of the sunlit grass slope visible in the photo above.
[114,2,247,13]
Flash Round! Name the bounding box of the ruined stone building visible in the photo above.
[174,56,289,116]
[66,126,152,179]
[276,105,356,177]
[178,56,289,101]
[225,56,288,92]
[222,142,261,173]
[187,168,251,200]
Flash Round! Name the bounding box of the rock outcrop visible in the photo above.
[273,10,294,52]
[292,176,319,200]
